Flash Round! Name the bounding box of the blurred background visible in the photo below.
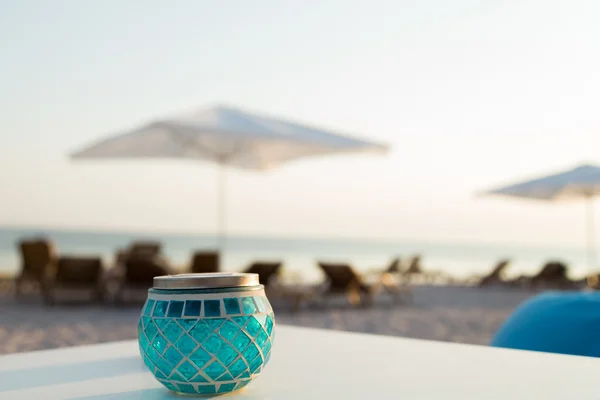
[2,0,600,353]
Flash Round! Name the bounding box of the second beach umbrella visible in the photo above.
[482,164,600,269]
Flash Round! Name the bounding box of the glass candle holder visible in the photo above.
[137,273,275,396]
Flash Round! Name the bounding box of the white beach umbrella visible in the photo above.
[482,164,600,269]
[71,105,389,246]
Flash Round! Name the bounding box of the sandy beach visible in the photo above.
[0,285,538,355]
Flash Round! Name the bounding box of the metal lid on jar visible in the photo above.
[153,273,260,290]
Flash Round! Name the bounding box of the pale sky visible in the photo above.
[1,0,600,247]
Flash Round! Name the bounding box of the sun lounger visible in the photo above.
[400,255,428,284]
[115,241,162,266]
[400,255,448,284]
[318,262,405,306]
[479,259,511,287]
[381,257,413,299]
[190,251,219,273]
[405,255,422,274]
[318,262,376,305]
[110,241,170,302]
[386,258,401,273]
[112,256,171,302]
[45,256,104,304]
[243,262,282,288]
[15,238,57,300]
[528,261,575,289]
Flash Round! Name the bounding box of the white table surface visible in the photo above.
[0,325,598,399]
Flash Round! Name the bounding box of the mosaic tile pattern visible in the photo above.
[138,294,274,395]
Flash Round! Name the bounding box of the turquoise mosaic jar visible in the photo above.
[137,273,275,396]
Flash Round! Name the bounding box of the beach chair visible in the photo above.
[244,262,282,288]
[190,251,220,273]
[364,258,401,279]
[110,242,169,302]
[15,239,57,299]
[381,257,413,299]
[479,259,511,287]
[318,262,384,306]
[129,241,161,255]
[113,256,171,302]
[384,257,401,274]
[405,255,422,275]
[397,255,448,284]
[400,255,427,283]
[115,241,162,266]
[45,256,105,304]
[528,261,575,289]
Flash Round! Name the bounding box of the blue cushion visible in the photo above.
[490,291,600,357]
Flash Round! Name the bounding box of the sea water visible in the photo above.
[0,227,592,280]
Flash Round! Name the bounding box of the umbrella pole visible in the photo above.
[218,161,226,251]
[586,194,596,270]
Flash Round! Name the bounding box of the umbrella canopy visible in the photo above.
[485,164,600,201]
[482,164,600,269]
[72,105,388,169]
[71,105,389,246]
